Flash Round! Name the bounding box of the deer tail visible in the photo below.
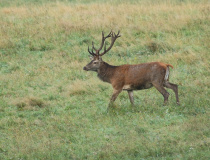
[164,64,173,81]
[166,64,174,69]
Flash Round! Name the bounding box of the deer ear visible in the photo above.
[89,56,94,60]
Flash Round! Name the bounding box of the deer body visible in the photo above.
[97,62,167,89]
[83,31,180,109]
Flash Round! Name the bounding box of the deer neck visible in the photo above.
[97,62,116,83]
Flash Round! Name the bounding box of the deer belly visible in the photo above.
[123,85,132,90]
[123,83,153,90]
[135,83,153,90]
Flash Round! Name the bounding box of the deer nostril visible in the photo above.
[83,67,88,71]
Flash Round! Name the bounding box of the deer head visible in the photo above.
[83,31,120,71]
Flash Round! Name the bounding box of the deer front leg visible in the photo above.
[128,90,134,105]
[108,89,122,110]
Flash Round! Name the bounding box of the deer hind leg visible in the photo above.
[164,81,180,105]
[152,82,169,105]
[127,90,134,105]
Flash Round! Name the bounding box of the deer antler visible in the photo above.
[88,31,118,56]
[99,30,120,56]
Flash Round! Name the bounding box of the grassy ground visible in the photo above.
[0,0,209,159]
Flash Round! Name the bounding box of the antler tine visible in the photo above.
[116,30,121,37]
[88,46,96,56]
[97,31,113,54]
[92,42,97,51]
[99,30,121,56]
[113,30,120,39]
[104,42,106,53]
[107,31,113,38]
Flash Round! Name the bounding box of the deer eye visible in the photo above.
[93,62,97,64]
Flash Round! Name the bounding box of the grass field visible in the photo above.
[0,0,210,159]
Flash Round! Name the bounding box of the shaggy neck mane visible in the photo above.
[97,62,117,83]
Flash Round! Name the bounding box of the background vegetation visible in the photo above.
[0,0,209,159]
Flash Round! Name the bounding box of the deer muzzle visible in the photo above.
[83,66,89,71]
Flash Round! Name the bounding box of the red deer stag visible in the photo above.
[83,31,180,109]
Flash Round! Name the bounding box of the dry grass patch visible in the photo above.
[1,7,28,17]
[155,50,204,67]
[145,41,173,54]
[65,78,106,96]
[1,3,207,40]
[67,61,86,70]
[13,96,46,110]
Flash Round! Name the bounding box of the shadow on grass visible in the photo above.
[102,100,191,117]
[105,104,142,116]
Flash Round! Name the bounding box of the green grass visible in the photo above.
[0,0,210,159]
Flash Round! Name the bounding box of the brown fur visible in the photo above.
[98,62,170,90]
